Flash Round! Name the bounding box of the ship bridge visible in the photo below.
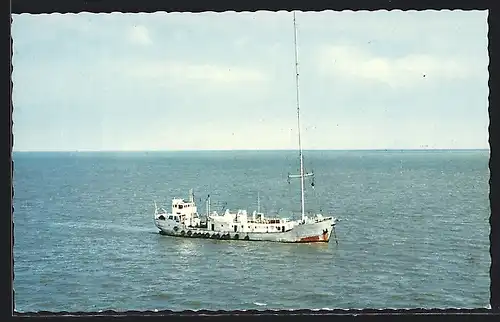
[171,198,197,216]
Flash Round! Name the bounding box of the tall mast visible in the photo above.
[287,11,313,223]
[293,11,306,223]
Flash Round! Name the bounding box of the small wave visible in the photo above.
[254,302,267,306]
[150,292,171,300]
[295,292,334,301]
[187,300,202,309]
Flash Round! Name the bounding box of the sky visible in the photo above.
[11,10,489,151]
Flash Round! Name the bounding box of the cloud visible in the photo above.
[233,37,250,48]
[128,25,152,45]
[100,120,298,151]
[123,60,269,86]
[317,45,478,88]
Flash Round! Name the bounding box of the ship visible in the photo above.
[153,12,339,243]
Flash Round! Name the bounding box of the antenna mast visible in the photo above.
[287,11,313,223]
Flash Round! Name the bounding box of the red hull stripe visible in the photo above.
[299,235,321,242]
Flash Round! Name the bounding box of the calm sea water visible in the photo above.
[13,150,490,312]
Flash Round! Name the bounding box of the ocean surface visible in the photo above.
[12,150,491,312]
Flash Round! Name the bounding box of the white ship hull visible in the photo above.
[154,215,336,243]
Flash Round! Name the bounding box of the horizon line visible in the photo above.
[11,148,491,153]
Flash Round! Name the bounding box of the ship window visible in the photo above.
[168,215,173,220]
[241,225,244,228]
[173,205,177,208]
[221,225,224,227]
[179,205,183,209]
